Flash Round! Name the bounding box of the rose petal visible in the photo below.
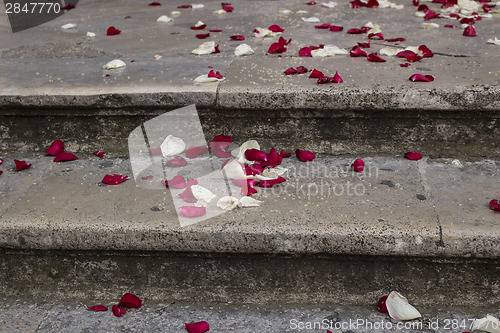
[386,37,406,42]
[444,24,457,28]
[190,185,217,205]
[208,70,223,79]
[241,186,258,196]
[217,196,240,211]
[210,29,222,32]
[268,43,287,54]
[186,146,209,158]
[386,291,422,321]
[62,4,76,9]
[350,45,367,57]
[358,41,371,48]
[244,164,264,176]
[141,175,153,180]
[238,196,263,207]
[490,199,500,211]
[87,305,108,312]
[284,67,298,75]
[406,54,423,62]
[245,149,268,162]
[367,53,386,62]
[162,175,186,189]
[230,35,245,40]
[107,26,121,36]
[178,186,197,202]
[309,69,324,78]
[329,25,343,32]
[196,33,210,39]
[409,74,434,82]
[148,1,161,5]
[102,174,129,185]
[315,23,331,29]
[124,15,132,19]
[269,24,285,32]
[306,1,317,4]
[463,25,477,36]
[112,305,126,317]
[178,4,192,8]
[166,156,188,167]
[46,140,65,156]
[54,152,78,162]
[418,45,434,57]
[424,9,440,19]
[268,147,282,168]
[94,151,105,158]
[299,47,313,57]
[179,206,206,217]
[258,176,286,187]
[351,158,365,172]
[400,63,411,67]
[14,160,32,172]
[222,5,234,12]
[368,32,384,40]
[377,295,389,313]
[0,158,3,165]
[210,134,232,158]
[295,66,309,74]
[405,151,423,160]
[0,170,2,176]
[295,149,316,162]
[185,321,210,333]
[280,151,292,158]
[103,59,126,70]
[332,71,343,83]
[117,293,143,308]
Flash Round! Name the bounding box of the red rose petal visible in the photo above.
[269,24,285,32]
[244,164,264,176]
[284,67,298,75]
[332,71,343,83]
[309,69,324,78]
[196,33,210,39]
[280,151,292,158]
[329,25,344,32]
[444,24,457,28]
[46,140,65,156]
[278,36,291,46]
[268,42,287,54]
[191,24,207,30]
[14,160,32,172]
[258,177,286,188]
[112,305,126,317]
[268,147,282,168]
[166,156,188,167]
[409,74,434,82]
[377,295,388,313]
[299,47,312,57]
[222,5,234,12]
[86,305,108,312]
[179,206,206,217]
[245,149,268,162]
[419,45,434,57]
[186,146,209,158]
[162,175,186,189]
[405,151,423,160]
[107,26,121,36]
[102,174,129,185]
[406,54,423,62]
[463,25,477,37]
[315,23,331,29]
[367,53,386,62]
[350,45,367,57]
[210,29,222,32]
[0,158,3,165]
[351,158,365,172]
[208,70,223,79]
[396,50,417,58]
[490,199,500,211]
[418,4,429,11]
[368,32,384,40]
[424,9,440,19]
[295,66,308,74]
[213,44,220,54]
[295,149,316,162]
[232,178,258,188]
[347,28,368,34]
[0,170,2,176]
[317,76,334,84]
[210,134,232,158]
[124,15,132,19]
[386,37,406,42]
[94,151,105,158]
[400,63,411,67]
[358,41,370,48]
[178,4,192,8]
[306,1,317,4]
[185,321,210,333]
[230,35,245,40]
[241,186,258,196]
[118,293,143,308]
[54,152,78,162]
[148,1,161,5]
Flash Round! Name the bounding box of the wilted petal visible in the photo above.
[162,175,186,189]
[409,74,434,82]
[15,160,31,172]
[358,41,371,48]
[54,152,78,162]
[350,45,367,57]
[367,53,386,62]
[112,305,126,317]
[377,295,388,313]
[186,146,209,158]
[405,151,423,160]
[217,196,240,210]
[489,199,500,211]
[117,293,143,308]
[107,26,121,36]
[166,156,188,167]
[295,149,316,162]
[185,321,210,333]
[161,135,186,157]
[386,291,422,321]
[329,25,343,31]
[463,24,477,36]
[258,176,286,187]
[211,134,232,158]
[351,158,364,172]
[86,305,108,312]
[238,196,263,207]
[102,174,129,185]
[46,140,65,156]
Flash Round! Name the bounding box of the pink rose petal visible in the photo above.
[179,206,206,217]
[186,146,209,158]
[94,151,105,158]
[118,293,143,308]
[241,186,258,196]
[268,147,282,168]
[350,45,367,57]
[112,305,126,317]
[404,151,423,160]
[258,177,286,188]
[409,74,434,82]
[269,24,285,32]
[230,35,245,40]
[179,187,197,202]
[54,152,78,162]
[186,178,198,187]
[351,158,365,172]
[0,158,2,165]
[46,140,65,156]
[295,149,316,162]
[86,305,108,312]
[185,321,210,333]
[107,26,121,36]
[14,160,32,172]
[162,175,186,189]
[490,199,500,211]
[463,25,476,37]
[329,25,344,32]
[102,174,129,185]
[196,33,210,39]
[166,156,188,167]
[141,175,154,180]
[210,134,232,158]
[367,53,386,62]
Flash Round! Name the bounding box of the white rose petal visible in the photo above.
[386,291,422,321]
[217,196,240,211]
[487,37,500,45]
[321,1,338,7]
[103,59,126,70]
[160,135,186,157]
[171,11,181,15]
[86,32,96,38]
[194,74,221,83]
[213,9,226,14]
[296,10,308,14]
[364,21,375,28]
[451,159,464,168]
[302,17,321,22]
[482,13,493,18]
[154,54,163,60]
[311,45,347,57]
[192,41,216,55]
[61,23,76,29]
[458,0,480,11]
[231,140,260,158]
[222,159,250,180]
[194,21,205,28]
[192,3,204,8]
[415,11,426,17]
[238,196,263,207]
[279,9,292,14]
[404,46,420,54]
[254,27,275,38]
[267,166,288,177]
[191,185,216,205]
[235,44,255,56]
[421,22,440,29]
[471,315,500,333]
[157,15,173,23]
[379,47,400,56]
